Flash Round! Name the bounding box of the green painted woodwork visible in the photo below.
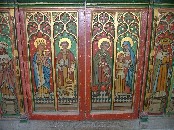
[0,0,173,8]
[87,0,150,3]
[0,0,173,4]
[17,0,83,3]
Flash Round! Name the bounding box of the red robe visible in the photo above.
[56,49,75,88]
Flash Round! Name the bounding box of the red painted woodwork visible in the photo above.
[140,8,152,113]
[16,8,29,116]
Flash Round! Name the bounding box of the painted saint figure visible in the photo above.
[145,38,172,114]
[0,41,15,95]
[122,40,136,93]
[152,38,172,93]
[56,38,76,97]
[93,38,112,96]
[32,38,51,97]
[0,41,18,114]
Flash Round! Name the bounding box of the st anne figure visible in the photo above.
[56,38,76,97]
[122,40,136,93]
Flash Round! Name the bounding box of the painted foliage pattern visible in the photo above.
[91,11,140,111]
[26,11,78,112]
[144,10,174,114]
[0,10,24,116]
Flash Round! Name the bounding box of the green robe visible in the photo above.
[93,49,112,88]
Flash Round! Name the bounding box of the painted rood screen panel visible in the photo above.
[25,11,79,112]
[91,11,140,112]
[144,9,174,115]
[0,10,24,116]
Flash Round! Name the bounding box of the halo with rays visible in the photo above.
[59,38,72,49]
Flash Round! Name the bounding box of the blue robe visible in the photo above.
[122,41,136,91]
[33,53,51,89]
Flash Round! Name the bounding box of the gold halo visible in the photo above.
[34,38,46,48]
[98,38,111,49]
[59,38,71,49]
[121,37,133,47]
[160,38,171,45]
